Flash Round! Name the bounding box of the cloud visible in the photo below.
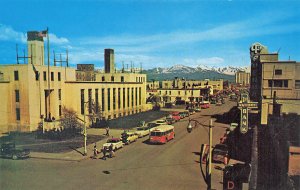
[0,23,69,45]
[77,12,300,54]
[0,24,26,43]
[48,33,69,44]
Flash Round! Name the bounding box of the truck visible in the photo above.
[0,142,30,160]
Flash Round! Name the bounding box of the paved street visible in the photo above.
[0,101,236,190]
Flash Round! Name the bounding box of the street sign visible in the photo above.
[238,93,257,134]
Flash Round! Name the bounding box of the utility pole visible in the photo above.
[208,119,213,190]
[83,101,88,156]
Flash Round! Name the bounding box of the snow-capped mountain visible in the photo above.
[144,64,250,82]
[148,64,250,75]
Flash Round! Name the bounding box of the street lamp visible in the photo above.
[83,101,90,156]
[187,118,213,190]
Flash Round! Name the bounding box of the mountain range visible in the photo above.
[143,64,250,82]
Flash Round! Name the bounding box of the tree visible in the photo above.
[60,106,82,130]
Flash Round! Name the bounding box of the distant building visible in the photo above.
[0,31,147,134]
[249,42,300,124]
[235,71,250,86]
[146,77,223,103]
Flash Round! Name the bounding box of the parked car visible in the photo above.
[0,142,30,160]
[188,108,195,115]
[102,138,124,151]
[194,107,201,112]
[212,144,229,164]
[156,120,168,125]
[183,111,190,117]
[171,112,181,122]
[135,126,150,138]
[145,122,160,132]
[121,132,138,145]
[200,101,210,109]
[178,112,187,118]
[165,115,175,124]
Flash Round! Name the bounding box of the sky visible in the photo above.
[0,0,300,70]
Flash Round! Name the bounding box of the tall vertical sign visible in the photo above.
[238,93,258,134]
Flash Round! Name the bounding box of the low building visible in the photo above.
[0,31,147,134]
[235,71,250,86]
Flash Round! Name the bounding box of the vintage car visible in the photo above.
[200,101,210,109]
[135,126,150,138]
[194,107,201,112]
[121,132,138,145]
[165,115,175,125]
[146,122,161,131]
[102,138,124,151]
[171,112,181,122]
[212,144,229,164]
[188,108,195,115]
[156,120,168,125]
[0,142,30,160]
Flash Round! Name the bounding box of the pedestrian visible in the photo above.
[105,126,110,136]
[93,143,98,159]
[109,143,114,158]
[102,147,107,160]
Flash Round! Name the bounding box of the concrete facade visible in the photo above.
[249,42,300,124]
[235,71,250,86]
[0,31,147,134]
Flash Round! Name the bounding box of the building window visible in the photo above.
[107,88,111,111]
[102,89,105,111]
[111,76,114,82]
[268,80,288,88]
[123,88,126,108]
[88,89,92,114]
[131,88,134,107]
[135,87,138,106]
[118,88,121,109]
[127,88,130,108]
[14,71,19,81]
[178,91,180,95]
[295,80,300,89]
[58,89,61,100]
[95,89,99,113]
[58,72,61,81]
[59,105,62,116]
[102,76,105,81]
[15,90,20,102]
[16,108,20,121]
[43,71,47,81]
[169,91,171,95]
[35,71,39,81]
[81,89,85,115]
[51,72,54,81]
[121,76,124,82]
[275,69,282,75]
[139,87,141,105]
[113,88,116,110]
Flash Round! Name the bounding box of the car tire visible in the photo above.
[12,154,18,160]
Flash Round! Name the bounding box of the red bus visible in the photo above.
[149,125,175,144]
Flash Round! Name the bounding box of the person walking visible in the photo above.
[105,126,110,136]
[102,147,107,160]
[109,143,114,158]
[93,143,98,159]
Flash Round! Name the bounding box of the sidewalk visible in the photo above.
[30,128,124,161]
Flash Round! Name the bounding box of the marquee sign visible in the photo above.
[238,93,258,134]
